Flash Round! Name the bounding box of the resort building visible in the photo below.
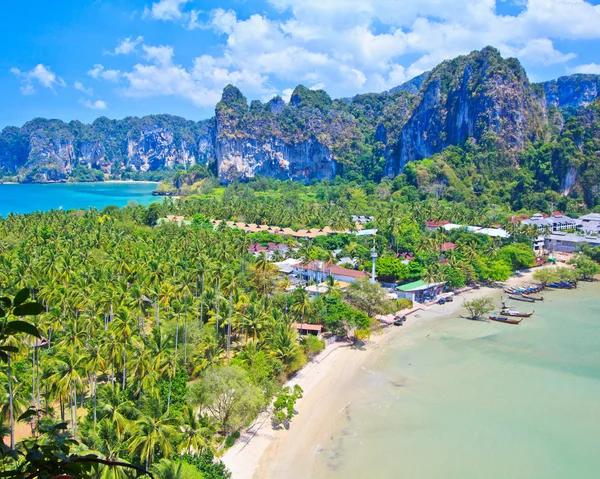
[293,261,369,284]
[210,219,363,238]
[396,280,446,303]
[544,232,600,253]
[521,213,579,232]
[577,213,600,235]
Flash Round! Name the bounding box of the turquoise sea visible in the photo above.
[0,182,159,217]
[312,283,600,479]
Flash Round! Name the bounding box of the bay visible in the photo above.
[312,283,600,479]
[0,182,159,217]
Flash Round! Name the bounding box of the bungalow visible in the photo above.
[426,220,451,231]
[156,215,191,226]
[247,242,290,258]
[293,261,369,284]
[396,280,446,303]
[292,323,322,337]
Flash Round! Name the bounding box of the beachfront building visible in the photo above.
[396,280,446,303]
[293,261,369,284]
[544,232,600,253]
[292,323,322,337]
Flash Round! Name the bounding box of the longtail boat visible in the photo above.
[508,294,535,303]
[489,314,522,325]
[521,294,543,301]
[500,309,534,318]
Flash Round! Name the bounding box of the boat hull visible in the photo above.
[508,295,536,303]
[489,315,522,325]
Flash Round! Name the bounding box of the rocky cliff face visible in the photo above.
[0,115,214,182]
[386,47,546,175]
[542,74,600,108]
[1,47,598,185]
[214,85,355,182]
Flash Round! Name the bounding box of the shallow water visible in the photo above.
[0,182,159,216]
[312,283,600,479]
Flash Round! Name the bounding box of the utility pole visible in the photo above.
[370,236,377,285]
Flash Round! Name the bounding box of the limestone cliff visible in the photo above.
[385,47,546,175]
[1,47,599,186]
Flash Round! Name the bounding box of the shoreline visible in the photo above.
[0,180,159,185]
[222,269,541,478]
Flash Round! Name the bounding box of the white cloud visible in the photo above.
[143,0,189,21]
[74,81,93,95]
[567,63,600,75]
[142,44,174,65]
[281,88,294,103]
[88,64,121,82]
[96,0,600,108]
[511,38,576,65]
[111,36,143,55]
[80,99,108,110]
[11,64,66,95]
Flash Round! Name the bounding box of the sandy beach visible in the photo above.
[222,269,542,479]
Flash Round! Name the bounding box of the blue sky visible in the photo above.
[2,0,600,129]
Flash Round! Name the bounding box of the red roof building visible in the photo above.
[439,242,456,252]
[293,261,368,283]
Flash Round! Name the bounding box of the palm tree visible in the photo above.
[177,406,213,455]
[127,409,180,469]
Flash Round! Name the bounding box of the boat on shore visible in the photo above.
[489,314,522,325]
[500,309,534,318]
[546,281,577,289]
[504,285,544,294]
[508,294,536,303]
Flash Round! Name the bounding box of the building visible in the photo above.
[577,213,600,235]
[545,232,600,253]
[292,323,322,337]
[305,281,351,296]
[293,261,369,284]
[274,258,303,274]
[426,220,451,231]
[396,281,446,303]
[352,215,375,224]
[248,242,290,259]
[437,223,510,238]
[521,213,579,232]
[210,219,363,238]
[156,215,191,226]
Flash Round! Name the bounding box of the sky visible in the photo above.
[2,0,600,129]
